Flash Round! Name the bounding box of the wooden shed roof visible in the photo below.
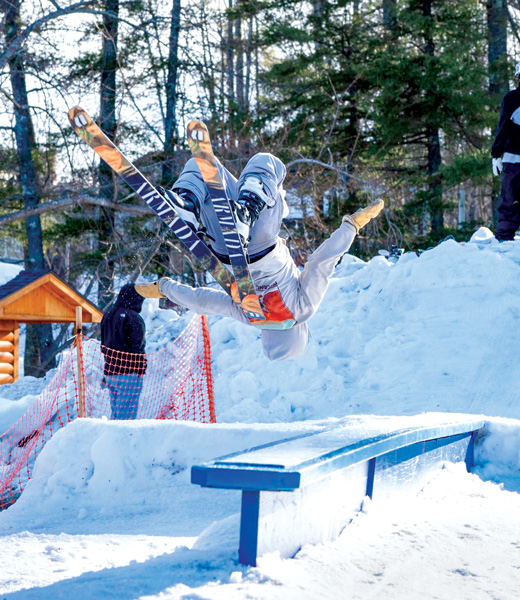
[0,269,103,324]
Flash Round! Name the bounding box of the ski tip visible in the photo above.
[187,120,210,146]
[67,106,91,129]
[187,119,206,129]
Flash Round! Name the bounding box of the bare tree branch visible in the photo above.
[507,5,520,45]
[0,194,155,227]
[0,1,96,72]
[285,157,365,184]
[0,2,161,72]
[128,230,167,284]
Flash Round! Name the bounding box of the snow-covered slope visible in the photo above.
[145,229,520,423]
[1,228,519,599]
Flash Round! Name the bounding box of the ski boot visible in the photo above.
[158,186,201,233]
[234,176,275,245]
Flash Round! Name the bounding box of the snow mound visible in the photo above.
[0,418,323,534]
[469,226,496,244]
[178,238,520,423]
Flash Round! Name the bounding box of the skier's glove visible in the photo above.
[343,200,384,233]
[492,157,503,177]
[134,280,166,299]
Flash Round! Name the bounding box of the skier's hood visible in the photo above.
[114,284,145,313]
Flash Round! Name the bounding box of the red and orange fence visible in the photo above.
[0,315,214,509]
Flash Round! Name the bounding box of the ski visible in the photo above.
[187,120,266,322]
[67,106,234,296]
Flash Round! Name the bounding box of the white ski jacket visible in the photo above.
[158,220,357,361]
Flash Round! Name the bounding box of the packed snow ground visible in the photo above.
[1,227,520,599]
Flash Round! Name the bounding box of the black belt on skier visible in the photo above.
[213,243,276,265]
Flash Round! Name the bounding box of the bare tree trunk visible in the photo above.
[163,0,181,186]
[226,0,235,114]
[487,0,509,99]
[200,2,218,117]
[235,12,245,113]
[312,0,324,51]
[423,0,443,234]
[487,0,509,224]
[427,124,443,232]
[3,0,55,376]
[98,0,119,309]
[255,17,259,105]
[383,0,397,30]
[245,16,253,112]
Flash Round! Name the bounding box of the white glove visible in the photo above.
[492,157,503,177]
[342,200,384,233]
[134,280,166,298]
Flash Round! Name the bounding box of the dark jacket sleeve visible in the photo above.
[492,96,511,158]
[491,91,520,158]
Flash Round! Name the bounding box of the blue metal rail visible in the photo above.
[191,416,486,566]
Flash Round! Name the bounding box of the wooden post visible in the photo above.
[75,306,86,418]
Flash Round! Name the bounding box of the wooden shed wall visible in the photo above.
[0,272,102,386]
[0,321,19,385]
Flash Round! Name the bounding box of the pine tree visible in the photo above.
[363,0,490,242]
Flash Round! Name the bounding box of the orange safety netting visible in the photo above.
[0,315,214,510]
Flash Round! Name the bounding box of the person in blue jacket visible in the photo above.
[492,62,520,241]
[101,284,147,419]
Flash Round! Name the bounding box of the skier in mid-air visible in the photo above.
[492,62,520,241]
[135,153,384,361]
